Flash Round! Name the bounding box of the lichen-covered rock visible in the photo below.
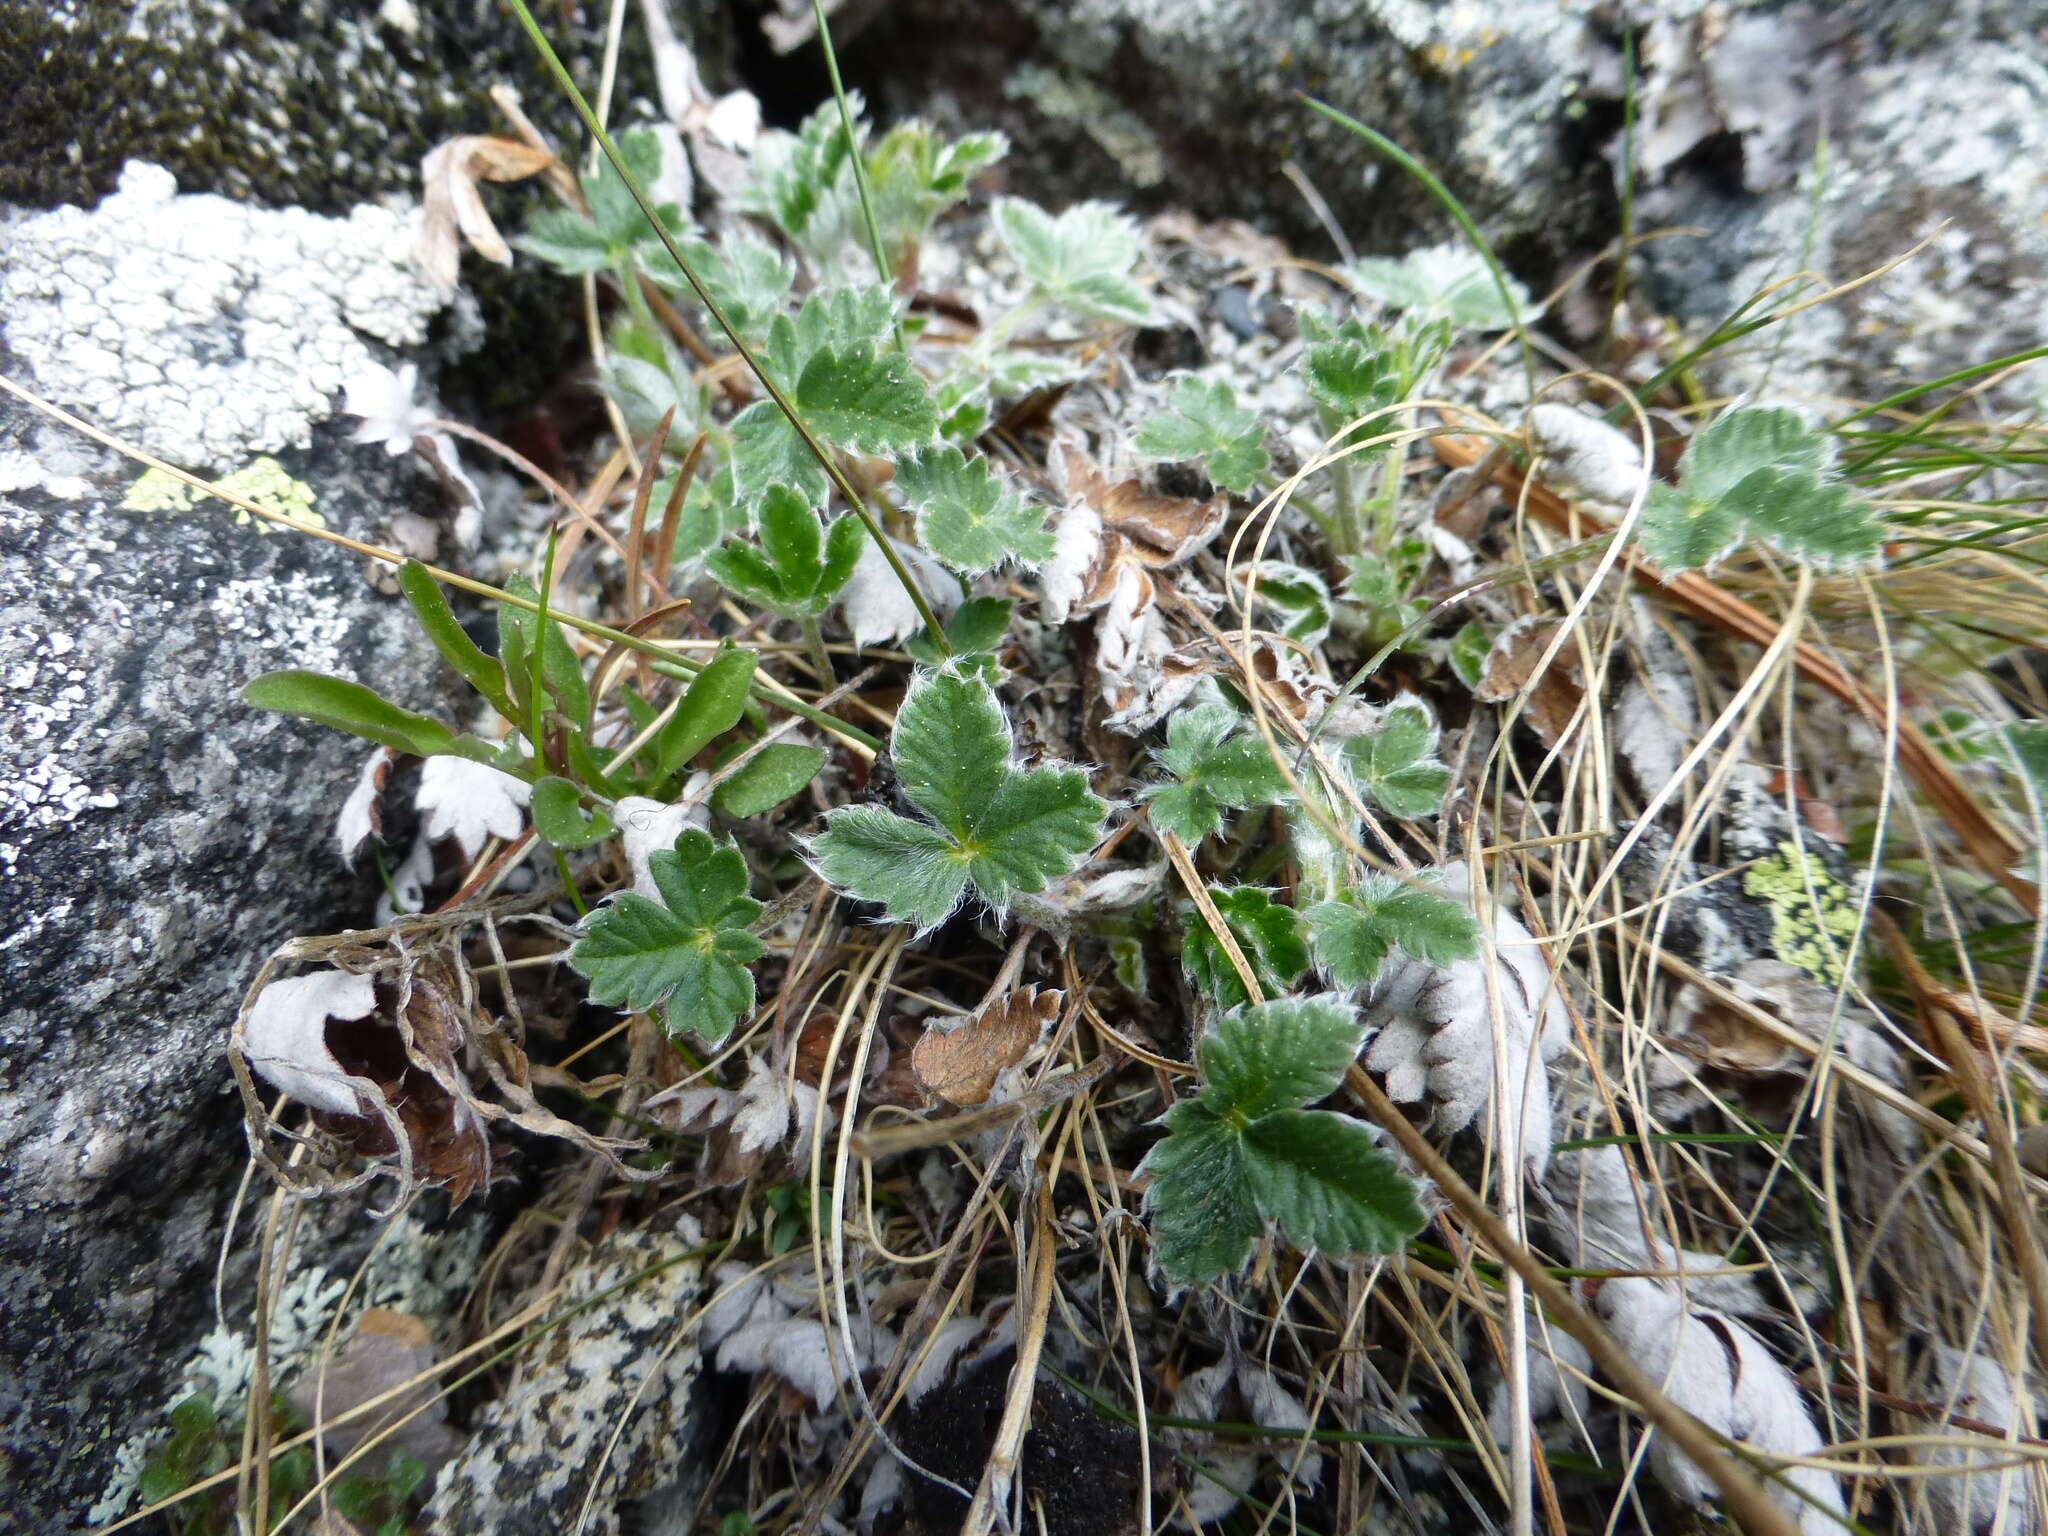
[423,1225,708,1536]
[841,0,2048,401]
[0,168,464,1526]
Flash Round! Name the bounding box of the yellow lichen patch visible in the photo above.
[123,458,324,534]
[1744,839,1862,987]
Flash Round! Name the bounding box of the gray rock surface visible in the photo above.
[0,168,458,1526]
[838,0,2047,401]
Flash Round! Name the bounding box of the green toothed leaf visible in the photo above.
[811,668,1106,927]
[896,445,1053,573]
[1241,1110,1425,1255]
[706,484,867,617]
[569,828,764,1043]
[1303,875,1479,988]
[793,342,937,454]
[532,776,617,849]
[1141,701,1289,845]
[991,197,1154,325]
[1133,375,1271,493]
[1198,994,1365,1120]
[1136,1101,1263,1284]
[1343,701,1451,820]
[1183,885,1308,1008]
[1347,243,1528,332]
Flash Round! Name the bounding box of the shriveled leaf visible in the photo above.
[243,670,455,758]
[896,445,1053,573]
[1241,1110,1425,1255]
[415,755,533,860]
[911,986,1060,1106]
[1343,701,1451,819]
[1199,994,1365,1120]
[1141,701,1289,844]
[713,743,825,818]
[417,134,555,288]
[570,829,765,1043]
[1137,1100,1263,1285]
[1184,886,1308,1009]
[1133,375,1270,493]
[1303,875,1480,988]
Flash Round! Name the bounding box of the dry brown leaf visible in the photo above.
[417,135,556,289]
[288,1307,462,1472]
[1474,614,1586,747]
[1053,438,1225,569]
[911,988,1062,1107]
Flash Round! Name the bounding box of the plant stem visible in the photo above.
[810,0,898,323]
[799,616,836,686]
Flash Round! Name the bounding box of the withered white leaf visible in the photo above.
[911,987,1061,1107]
[840,530,961,647]
[1363,866,1571,1172]
[337,746,394,863]
[416,135,556,289]
[244,970,380,1116]
[1908,1343,2041,1535]
[415,755,533,861]
[1596,1277,1844,1534]
[1526,401,1651,508]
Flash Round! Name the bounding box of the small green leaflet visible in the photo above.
[905,595,1013,668]
[713,743,826,818]
[516,127,689,278]
[1303,874,1479,988]
[1346,243,1529,332]
[1249,562,1332,645]
[1133,376,1270,493]
[866,120,1008,263]
[1183,886,1308,1008]
[895,445,1053,573]
[1640,405,1882,573]
[569,828,764,1044]
[532,776,617,849]
[811,667,1106,928]
[1142,701,1289,844]
[1343,701,1451,820]
[733,96,864,246]
[1302,315,1402,432]
[706,483,865,618]
[662,231,793,343]
[1138,995,1426,1285]
[991,197,1154,326]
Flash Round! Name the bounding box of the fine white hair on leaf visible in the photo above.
[414,755,531,861]
[1526,401,1653,508]
[1595,1277,1844,1533]
[1542,1144,1766,1316]
[1909,1343,2041,1535]
[336,745,394,862]
[243,970,381,1116]
[1362,866,1571,1172]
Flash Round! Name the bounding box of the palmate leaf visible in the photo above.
[569,828,764,1043]
[811,667,1106,928]
[1183,886,1308,1008]
[1138,994,1425,1285]
[1141,702,1290,844]
[1343,701,1451,819]
[1133,375,1271,493]
[1642,405,1884,573]
[1347,243,1529,332]
[896,446,1054,573]
[705,483,865,618]
[1303,874,1480,988]
[794,343,937,454]
[991,197,1154,325]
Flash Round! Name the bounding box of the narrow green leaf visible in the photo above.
[657,648,756,780]
[1136,1100,1263,1285]
[569,828,764,1043]
[1242,1110,1426,1254]
[397,561,514,720]
[714,743,826,818]
[1198,994,1365,1120]
[243,670,454,757]
[532,776,618,849]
